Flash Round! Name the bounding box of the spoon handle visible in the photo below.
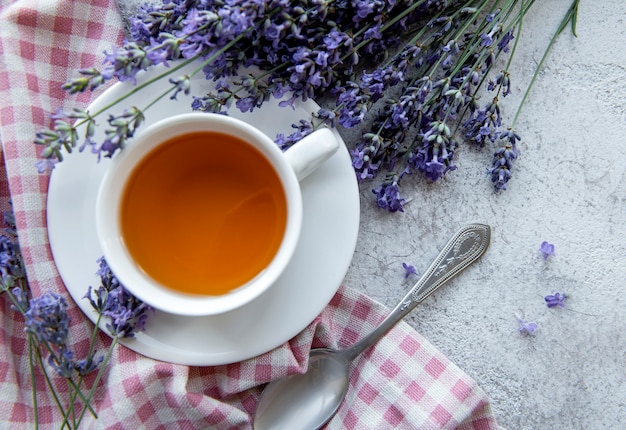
[342,223,491,361]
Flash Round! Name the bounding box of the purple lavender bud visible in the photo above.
[24,292,70,347]
[517,316,538,335]
[545,292,567,308]
[487,142,518,191]
[372,181,405,212]
[402,262,418,279]
[85,258,154,338]
[539,241,556,260]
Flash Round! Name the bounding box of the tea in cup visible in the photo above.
[96,113,339,316]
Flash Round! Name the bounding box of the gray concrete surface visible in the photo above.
[119,1,626,429]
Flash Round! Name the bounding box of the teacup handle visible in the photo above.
[283,128,340,181]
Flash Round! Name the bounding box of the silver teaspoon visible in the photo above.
[253,223,491,430]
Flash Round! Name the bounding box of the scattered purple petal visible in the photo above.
[545,292,567,308]
[402,262,417,279]
[516,316,538,335]
[539,241,556,260]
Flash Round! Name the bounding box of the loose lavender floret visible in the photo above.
[516,315,538,335]
[539,241,556,260]
[545,292,567,308]
[402,262,417,279]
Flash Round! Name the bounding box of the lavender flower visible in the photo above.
[73,355,105,377]
[61,67,114,94]
[488,142,518,191]
[35,158,59,173]
[402,262,417,279]
[22,291,102,378]
[103,41,152,84]
[373,179,406,212]
[0,235,24,288]
[516,315,538,335]
[85,257,154,338]
[10,286,29,313]
[48,348,76,378]
[545,292,567,308]
[0,210,29,310]
[273,119,314,151]
[24,292,70,347]
[464,99,502,148]
[97,107,145,159]
[539,241,556,260]
[33,108,97,170]
[419,121,457,181]
[169,74,192,100]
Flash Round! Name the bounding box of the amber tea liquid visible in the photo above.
[120,131,287,296]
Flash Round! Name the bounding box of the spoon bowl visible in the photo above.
[254,349,350,429]
[253,224,491,430]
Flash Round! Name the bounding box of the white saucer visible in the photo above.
[46,62,360,366]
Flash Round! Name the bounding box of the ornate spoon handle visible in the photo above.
[341,223,491,361]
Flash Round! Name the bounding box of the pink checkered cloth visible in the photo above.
[0,1,499,428]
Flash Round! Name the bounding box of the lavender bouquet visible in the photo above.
[36,0,580,212]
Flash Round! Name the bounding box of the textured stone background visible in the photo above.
[119,1,626,429]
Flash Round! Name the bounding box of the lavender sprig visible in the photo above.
[0,206,153,428]
[1,212,100,427]
[516,314,538,335]
[85,257,154,338]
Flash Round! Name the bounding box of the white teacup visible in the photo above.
[96,113,339,316]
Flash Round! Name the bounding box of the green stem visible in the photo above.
[74,336,119,427]
[90,54,203,120]
[85,313,103,367]
[27,335,39,430]
[67,379,77,429]
[442,0,498,79]
[449,0,536,135]
[38,339,98,423]
[350,0,429,55]
[99,6,285,119]
[65,377,97,419]
[512,0,580,125]
[61,312,104,427]
[33,342,70,428]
